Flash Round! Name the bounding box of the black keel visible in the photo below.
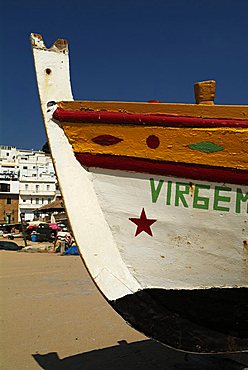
[110,287,248,353]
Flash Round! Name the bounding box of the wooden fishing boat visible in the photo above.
[31,33,248,354]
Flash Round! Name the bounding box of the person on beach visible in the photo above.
[53,227,72,252]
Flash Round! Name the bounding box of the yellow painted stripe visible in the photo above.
[62,123,248,171]
[58,101,248,120]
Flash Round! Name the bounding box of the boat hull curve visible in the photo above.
[31,33,248,353]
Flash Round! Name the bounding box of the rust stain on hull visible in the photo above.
[243,240,248,252]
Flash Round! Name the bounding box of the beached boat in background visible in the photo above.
[31,33,248,353]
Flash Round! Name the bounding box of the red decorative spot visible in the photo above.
[92,135,123,146]
[146,135,160,149]
[147,100,160,103]
[129,208,157,237]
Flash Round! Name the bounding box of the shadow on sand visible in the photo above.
[33,339,247,370]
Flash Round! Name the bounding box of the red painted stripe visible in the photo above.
[53,108,248,128]
[75,153,248,185]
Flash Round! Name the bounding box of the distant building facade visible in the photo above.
[0,146,20,223]
[0,180,19,224]
[0,146,60,222]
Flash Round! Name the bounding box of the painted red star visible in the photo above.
[129,208,157,237]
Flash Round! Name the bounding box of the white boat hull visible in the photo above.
[91,169,248,291]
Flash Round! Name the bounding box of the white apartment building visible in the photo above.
[0,146,60,222]
[0,146,19,180]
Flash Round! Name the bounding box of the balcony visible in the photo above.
[20,190,55,196]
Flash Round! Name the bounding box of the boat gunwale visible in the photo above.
[56,100,248,121]
[53,106,248,128]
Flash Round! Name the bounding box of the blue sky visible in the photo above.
[0,0,247,150]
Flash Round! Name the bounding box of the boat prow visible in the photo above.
[31,33,248,353]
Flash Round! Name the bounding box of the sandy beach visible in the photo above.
[0,238,247,370]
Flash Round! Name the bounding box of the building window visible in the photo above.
[36,185,39,192]
[6,198,11,204]
[48,198,51,203]
[33,166,36,169]
[23,166,28,169]
[23,199,26,202]
[47,184,50,191]
[0,183,10,192]
[42,198,44,204]
[36,198,39,204]
[31,198,33,204]
[25,184,28,190]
